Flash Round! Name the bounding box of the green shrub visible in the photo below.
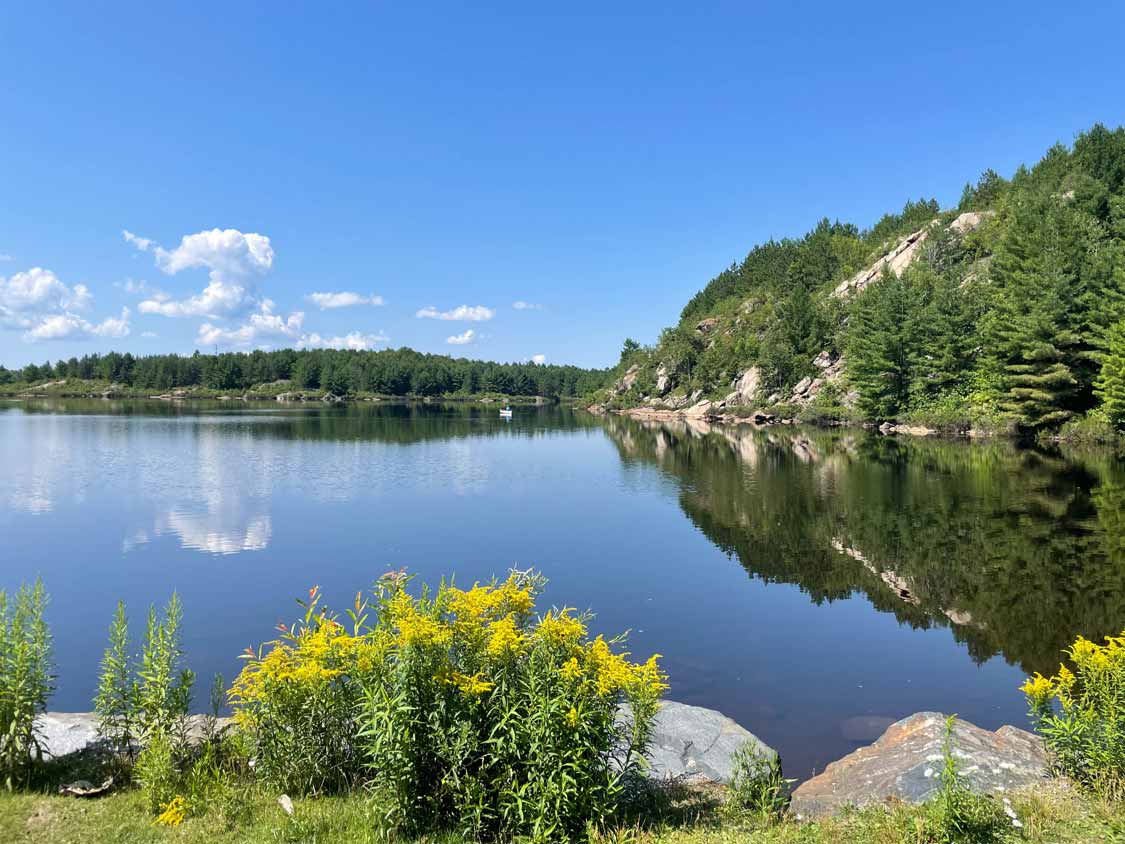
[917,715,1009,843]
[95,600,137,759]
[1023,631,1125,797]
[96,594,194,746]
[720,741,789,822]
[231,571,667,841]
[95,593,196,811]
[0,580,53,790]
[138,592,195,744]
[1054,410,1120,445]
[135,730,178,816]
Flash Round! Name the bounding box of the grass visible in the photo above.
[2,778,1122,843]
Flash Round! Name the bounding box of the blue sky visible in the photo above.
[2,2,1123,370]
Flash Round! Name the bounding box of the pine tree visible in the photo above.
[846,268,919,420]
[906,265,973,402]
[1096,320,1125,429]
[988,196,1086,428]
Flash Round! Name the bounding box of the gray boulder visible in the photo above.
[36,712,232,760]
[789,712,1049,819]
[731,366,761,405]
[37,713,100,759]
[644,700,776,783]
[612,364,641,396]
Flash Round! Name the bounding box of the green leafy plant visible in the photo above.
[95,600,137,760]
[918,715,1009,843]
[720,741,789,823]
[137,592,195,745]
[0,580,53,790]
[95,593,196,813]
[134,729,178,816]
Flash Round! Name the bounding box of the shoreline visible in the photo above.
[1,388,567,407]
[586,403,1000,441]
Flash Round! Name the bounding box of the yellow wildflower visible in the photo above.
[447,583,500,623]
[496,577,535,616]
[445,671,496,696]
[537,608,587,645]
[632,653,669,695]
[1019,673,1053,704]
[565,707,580,728]
[397,611,452,648]
[487,615,526,657]
[447,576,535,627]
[155,795,188,827]
[560,656,583,681]
[586,636,634,695]
[1069,636,1097,662]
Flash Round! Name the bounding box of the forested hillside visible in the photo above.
[600,124,1125,435]
[0,347,609,400]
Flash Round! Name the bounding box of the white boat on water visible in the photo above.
[499,407,513,418]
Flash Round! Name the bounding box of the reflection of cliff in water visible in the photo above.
[600,415,1125,676]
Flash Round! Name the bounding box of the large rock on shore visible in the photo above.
[789,712,1049,819]
[645,700,776,783]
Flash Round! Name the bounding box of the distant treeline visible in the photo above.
[0,347,611,398]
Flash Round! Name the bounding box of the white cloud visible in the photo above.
[306,291,384,310]
[531,354,547,364]
[298,331,390,351]
[141,331,158,339]
[0,253,13,262]
[0,267,92,313]
[24,308,131,342]
[140,278,253,318]
[122,230,155,252]
[446,329,476,345]
[416,304,494,322]
[0,267,128,343]
[194,299,388,352]
[513,301,543,310]
[153,228,274,277]
[196,300,304,348]
[119,278,168,300]
[125,228,274,318]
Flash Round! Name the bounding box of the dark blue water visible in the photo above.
[4,399,1123,779]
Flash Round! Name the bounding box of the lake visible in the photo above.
[3,399,1124,780]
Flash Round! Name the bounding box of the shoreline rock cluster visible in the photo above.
[37,705,1048,819]
[587,402,955,439]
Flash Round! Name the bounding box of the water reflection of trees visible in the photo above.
[600,416,1125,676]
[13,400,598,445]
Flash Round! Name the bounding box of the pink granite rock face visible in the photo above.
[790,712,1049,819]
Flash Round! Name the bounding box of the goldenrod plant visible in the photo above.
[231,570,667,841]
[94,600,137,760]
[1023,631,1125,797]
[0,579,53,791]
[137,592,194,745]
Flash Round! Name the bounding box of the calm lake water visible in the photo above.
[4,400,1124,779]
